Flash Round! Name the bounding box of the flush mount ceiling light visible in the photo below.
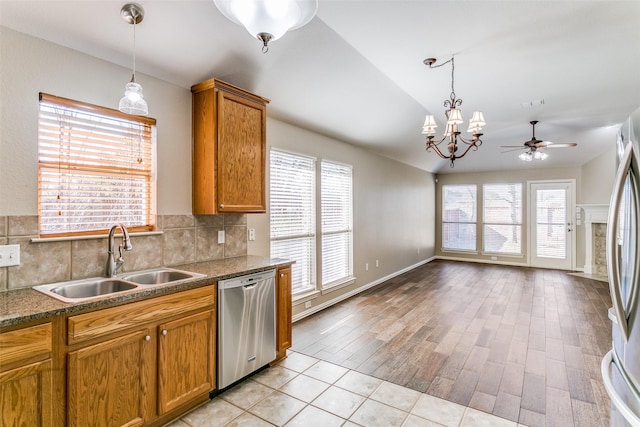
[118,3,148,116]
[213,0,318,53]
[421,56,486,168]
[501,121,577,162]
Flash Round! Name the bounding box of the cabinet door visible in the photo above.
[275,266,292,361]
[216,89,266,213]
[0,359,53,427]
[157,310,215,414]
[67,329,153,427]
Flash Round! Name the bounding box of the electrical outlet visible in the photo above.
[0,244,20,267]
[218,230,225,244]
[376,260,379,268]
[365,263,369,271]
[304,301,312,309]
[248,228,256,241]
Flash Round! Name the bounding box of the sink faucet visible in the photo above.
[105,223,133,277]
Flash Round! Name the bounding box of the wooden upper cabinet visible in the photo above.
[191,78,269,214]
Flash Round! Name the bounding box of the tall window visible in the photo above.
[321,161,353,288]
[442,184,477,251]
[38,93,156,237]
[270,149,316,294]
[483,183,523,254]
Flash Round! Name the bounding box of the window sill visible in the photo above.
[481,252,524,259]
[31,230,164,243]
[292,289,320,304]
[440,248,479,255]
[321,276,356,295]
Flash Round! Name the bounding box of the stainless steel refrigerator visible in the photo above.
[602,105,640,426]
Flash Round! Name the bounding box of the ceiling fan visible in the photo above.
[501,120,577,161]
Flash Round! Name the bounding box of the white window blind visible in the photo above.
[442,184,477,251]
[321,161,353,288]
[38,93,156,236]
[483,183,523,255]
[270,149,316,295]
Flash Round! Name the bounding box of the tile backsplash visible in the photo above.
[0,214,247,291]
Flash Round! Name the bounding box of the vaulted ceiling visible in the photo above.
[2,1,639,173]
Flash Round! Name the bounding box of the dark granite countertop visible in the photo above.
[0,255,293,329]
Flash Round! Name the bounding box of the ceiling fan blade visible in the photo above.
[501,147,527,153]
[545,143,578,148]
[533,140,554,147]
[500,145,527,148]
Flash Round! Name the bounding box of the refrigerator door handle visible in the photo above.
[602,350,640,427]
[608,142,634,342]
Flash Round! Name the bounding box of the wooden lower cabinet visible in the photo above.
[0,359,53,427]
[158,310,215,414]
[67,329,153,427]
[65,285,216,427]
[274,266,292,362]
[0,322,54,427]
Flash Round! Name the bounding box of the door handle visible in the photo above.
[607,142,633,342]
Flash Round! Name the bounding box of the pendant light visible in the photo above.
[213,0,318,53]
[119,3,148,116]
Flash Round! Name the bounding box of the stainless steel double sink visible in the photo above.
[33,267,206,303]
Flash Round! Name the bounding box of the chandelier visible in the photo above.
[213,0,318,53]
[421,56,485,168]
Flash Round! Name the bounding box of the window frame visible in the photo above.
[482,183,524,256]
[37,93,156,238]
[320,159,354,290]
[269,148,317,296]
[441,184,478,252]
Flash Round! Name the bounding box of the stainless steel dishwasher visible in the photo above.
[218,269,276,389]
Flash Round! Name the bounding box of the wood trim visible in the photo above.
[67,286,215,345]
[190,78,270,105]
[39,92,156,125]
[0,323,52,368]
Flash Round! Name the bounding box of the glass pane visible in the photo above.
[619,173,637,310]
[271,237,314,294]
[322,232,351,286]
[484,224,522,254]
[483,184,522,224]
[536,189,566,259]
[443,185,477,222]
[443,223,476,251]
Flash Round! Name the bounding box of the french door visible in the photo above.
[528,181,575,270]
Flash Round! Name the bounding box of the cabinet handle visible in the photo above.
[219,204,224,209]
[144,335,151,342]
[162,329,168,336]
[280,273,285,277]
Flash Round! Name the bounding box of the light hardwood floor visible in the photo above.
[292,260,612,426]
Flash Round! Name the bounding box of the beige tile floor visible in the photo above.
[167,351,527,427]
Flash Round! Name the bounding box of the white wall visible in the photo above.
[0,26,192,216]
[580,145,616,205]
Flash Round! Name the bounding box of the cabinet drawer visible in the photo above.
[0,323,52,368]
[67,286,215,345]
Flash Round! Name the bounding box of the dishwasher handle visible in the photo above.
[218,270,275,289]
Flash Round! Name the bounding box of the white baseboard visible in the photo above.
[292,257,436,323]
[435,255,529,267]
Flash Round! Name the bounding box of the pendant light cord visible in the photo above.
[131,12,137,83]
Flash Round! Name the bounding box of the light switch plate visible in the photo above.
[248,228,256,241]
[218,230,225,244]
[0,244,20,267]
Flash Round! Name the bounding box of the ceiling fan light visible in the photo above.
[447,108,463,125]
[519,151,533,161]
[534,151,548,160]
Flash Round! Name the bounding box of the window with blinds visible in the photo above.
[270,149,316,295]
[321,160,353,288]
[442,184,477,251]
[38,93,156,236]
[483,183,523,255]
